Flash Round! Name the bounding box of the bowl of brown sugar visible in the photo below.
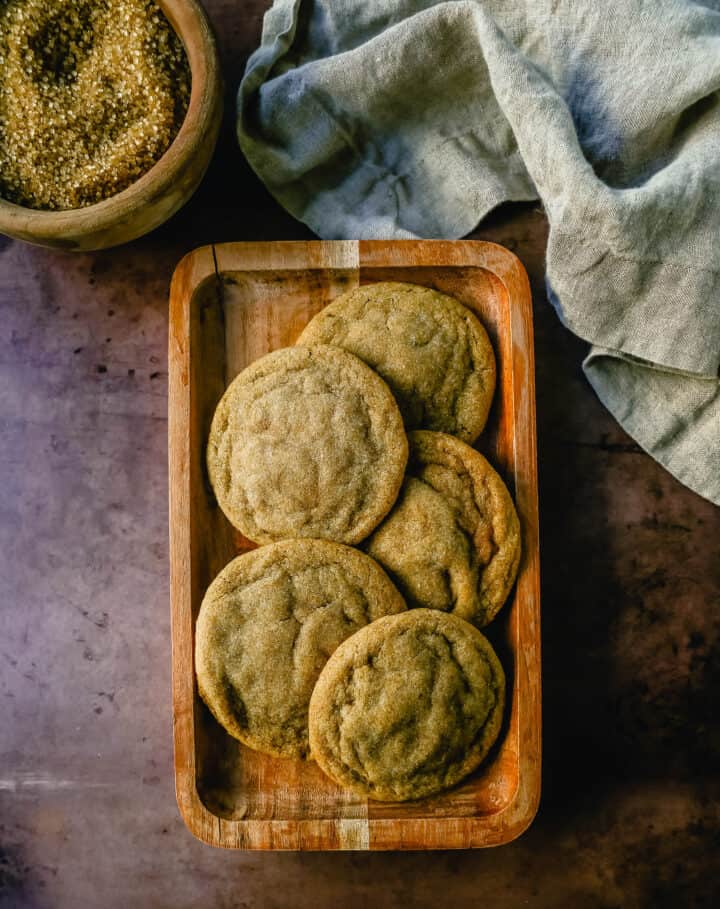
[0,0,222,250]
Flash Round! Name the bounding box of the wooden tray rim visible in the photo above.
[168,239,541,851]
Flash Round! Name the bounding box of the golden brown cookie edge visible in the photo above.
[297,282,496,443]
[308,609,506,800]
[195,539,408,760]
[206,344,409,545]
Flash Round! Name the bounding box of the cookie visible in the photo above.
[207,344,408,545]
[195,540,407,759]
[365,431,521,627]
[297,282,496,442]
[308,609,505,801]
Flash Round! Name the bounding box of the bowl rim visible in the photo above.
[0,0,221,237]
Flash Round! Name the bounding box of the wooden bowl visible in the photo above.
[0,0,223,251]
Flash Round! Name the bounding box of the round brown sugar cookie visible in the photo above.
[297,282,496,442]
[308,609,505,801]
[365,431,521,627]
[195,540,407,759]
[207,344,408,545]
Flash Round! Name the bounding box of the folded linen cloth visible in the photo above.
[238,0,720,504]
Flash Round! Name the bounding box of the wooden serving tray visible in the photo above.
[168,240,540,850]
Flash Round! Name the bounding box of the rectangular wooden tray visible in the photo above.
[168,240,541,850]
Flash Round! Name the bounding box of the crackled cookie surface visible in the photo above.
[297,282,495,442]
[207,345,408,544]
[308,610,505,800]
[366,431,521,627]
[195,540,406,759]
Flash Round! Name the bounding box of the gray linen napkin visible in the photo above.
[238,0,720,504]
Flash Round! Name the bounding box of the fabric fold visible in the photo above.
[238,0,720,504]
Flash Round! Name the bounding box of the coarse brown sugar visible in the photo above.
[0,0,191,211]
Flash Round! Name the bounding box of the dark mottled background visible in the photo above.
[1,2,719,907]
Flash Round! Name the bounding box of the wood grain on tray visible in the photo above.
[168,240,541,850]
